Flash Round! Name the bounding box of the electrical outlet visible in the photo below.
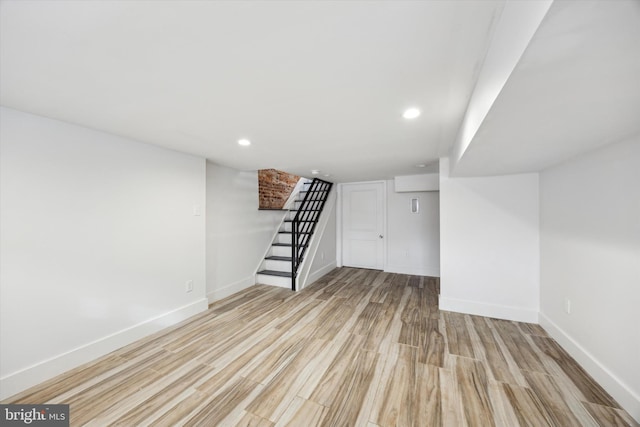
[186,280,194,293]
[564,298,571,314]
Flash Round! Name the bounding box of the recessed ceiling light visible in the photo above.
[403,108,421,119]
[323,174,330,177]
[237,138,251,146]
[311,169,320,175]
[415,164,426,168]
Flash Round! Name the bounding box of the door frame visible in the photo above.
[336,180,387,270]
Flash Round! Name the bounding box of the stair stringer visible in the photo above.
[282,177,308,210]
[295,187,337,290]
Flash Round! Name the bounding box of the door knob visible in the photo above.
[379,234,384,238]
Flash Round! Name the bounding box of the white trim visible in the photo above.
[339,179,388,186]
[439,296,538,323]
[539,312,640,422]
[305,261,338,287]
[0,299,208,400]
[382,180,388,272]
[384,264,440,277]
[207,275,255,303]
[336,184,343,268]
[282,177,308,210]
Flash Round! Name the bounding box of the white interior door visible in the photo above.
[341,182,385,270]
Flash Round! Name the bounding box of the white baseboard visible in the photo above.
[0,298,208,401]
[439,296,538,323]
[207,275,255,303]
[303,261,337,289]
[384,264,440,277]
[539,312,640,423]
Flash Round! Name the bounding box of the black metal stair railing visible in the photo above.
[291,178,333,290]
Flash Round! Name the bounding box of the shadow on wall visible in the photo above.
[258,169,300,209]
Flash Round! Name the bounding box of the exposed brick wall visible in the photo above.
[258,169,301,209]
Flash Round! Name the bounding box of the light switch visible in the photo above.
[411,198,419,214]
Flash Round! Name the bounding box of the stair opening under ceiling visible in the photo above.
[257,169,301,210]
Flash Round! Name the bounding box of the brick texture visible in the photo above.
[258,169,301,209]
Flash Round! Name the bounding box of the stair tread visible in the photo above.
[265,256,292,261]
[257,270,292,277]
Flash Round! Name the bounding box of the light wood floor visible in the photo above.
[5,268,637,426]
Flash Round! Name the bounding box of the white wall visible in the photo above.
[206,161,285,301]
[0,107,207,400]
[539,137,640,420]
[386,181,440,276]
[439,158,539,322]
[300,190,337,289]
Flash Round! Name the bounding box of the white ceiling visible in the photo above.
[1,1,638,182]
[0,0,504,182]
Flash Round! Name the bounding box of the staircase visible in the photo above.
[256,178,333,290]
